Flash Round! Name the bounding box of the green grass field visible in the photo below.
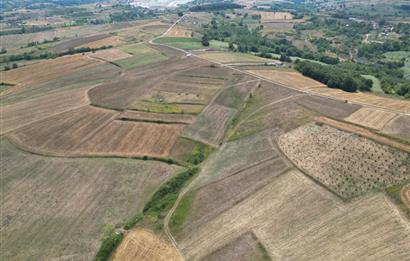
[361,74,383,93]
[154,37,229,50]
[384,51,410,80]
[116,43,168,69]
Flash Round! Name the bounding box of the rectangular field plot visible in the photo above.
[382,115,410,141]
[196,51,271,64]
[52,34,112,53]
[278,122,410,198]
[0,138,181,261]
[89,48,132,62]
[182,104,237,146]
[80,120,184,158]
[345,107,397,130]
[247,69,325,90]
[178,170,410,261]
[119,110,195,124]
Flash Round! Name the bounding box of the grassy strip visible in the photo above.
[257,242,273,261]
[169,190,195,235]
[386,185,410,220]
[124,167,199,231]
[95,231,124,261]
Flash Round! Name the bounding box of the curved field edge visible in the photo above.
[94,167,199,261]
[0,138,184,261]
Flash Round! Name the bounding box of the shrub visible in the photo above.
[95,231,123,261]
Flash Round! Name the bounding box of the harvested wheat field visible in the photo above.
[0,55,103,92]
[196,51,270,64]
[278,122,410,198]
[0,87,90,134]
[165,25,193,38]
[178,170,410,260]
[345,107,397,130]
[310,87,410,114]
[78,36,124,49]
[80,120,184,158]
[402,183,410,209]
[202,232,270,261]
[247,69,326,90]
[182,104,237,146]
[383,115,410,141]
[8,106,118,156]
[89,48,133,62]
[295,95,361,119]
[112,229,182,261]
[256,11,294,22]
[119,110,195,124]
[0,138,182,261]
[52,34,112,53]
[9,106,185,158]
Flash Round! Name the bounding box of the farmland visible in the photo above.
[0,138,182,261]
[112,229,182,261]
[2,3,410,261]
[278,122,410,198]
[177,170,410,260]
[345,107,397,130]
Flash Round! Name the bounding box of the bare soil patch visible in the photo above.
[112,229,182,261]
[345,107,397,130]
[52,34,112,53]
[278,122,410,198]
[165,26,193,38]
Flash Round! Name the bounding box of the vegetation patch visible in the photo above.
[95,231,124,261]
[115,44,168,69]
[386,184,410,219]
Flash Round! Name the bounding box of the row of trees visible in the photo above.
[295,60,372,92]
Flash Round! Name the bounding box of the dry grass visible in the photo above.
[247,69,325,90]
[345,107,397,130]
[0,55,103,93]
[310,87,410,114]
[0,87,90,135]
[382,115,410,141]
[0,138,181,261]
[178,170,410,260]
[165,26,193,38]
[77,36,124,49]
[80,120,184,158]
[89,48,133,62]
[197,51,271,64]
[278,122,410,198]
[112,229,182,261]
[119,110,195,124]
[9,106,185,158]
[182,104,237,146]
[401,183,410,209]
[256,11,294,22]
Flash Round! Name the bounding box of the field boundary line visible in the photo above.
[316,116,410,153]
[383,194,410,232]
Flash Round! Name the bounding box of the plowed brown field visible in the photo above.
[119,110,195,124]
[89,48,132,62]
[112,229,182,261]
[78,36,124,49]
